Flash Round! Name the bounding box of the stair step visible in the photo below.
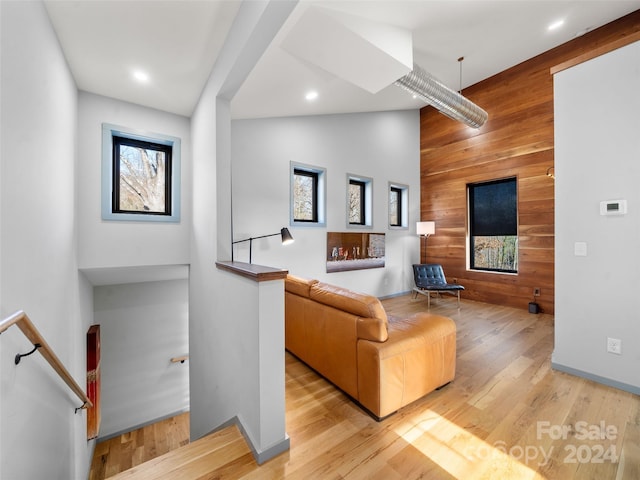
[108,424,253,479]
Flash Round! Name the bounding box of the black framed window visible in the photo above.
[112,136,172,216]
[349,179,366,225]
[389,186,402,227]
[292,168,318,222]
[468,177,518,273]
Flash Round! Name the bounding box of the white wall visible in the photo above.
[189,0,296,462]
[94,279,189,438]
[231,110,421,297]
[77,92,192,270]
[0,2,93,478]
[553,40,640,393]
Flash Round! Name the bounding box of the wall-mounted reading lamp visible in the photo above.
[232,227,294,264]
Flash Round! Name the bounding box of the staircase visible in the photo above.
[108,424,254,479]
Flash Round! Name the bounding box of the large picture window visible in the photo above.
[468,177,518,273]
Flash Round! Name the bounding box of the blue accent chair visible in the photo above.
[412,264,464,308]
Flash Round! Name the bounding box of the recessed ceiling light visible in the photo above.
[548,19,565,31]
[133,70,149,83]
[305,90,318,101]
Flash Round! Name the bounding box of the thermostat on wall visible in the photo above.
[600,199,627,216]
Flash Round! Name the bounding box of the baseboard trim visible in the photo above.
[97,408,190,442]
[210,416,290,465]
[551,362,640,395]
[379,290,411,300]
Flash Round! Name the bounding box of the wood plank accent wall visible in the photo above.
[420,10,640,314]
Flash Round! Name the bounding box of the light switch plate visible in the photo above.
[574,242,587,256]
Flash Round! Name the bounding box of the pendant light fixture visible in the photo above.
[395,62,488,129]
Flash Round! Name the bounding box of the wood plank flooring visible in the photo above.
[90,294,640,479]
[89,414,190,479]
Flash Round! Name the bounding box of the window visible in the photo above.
[290,162,326,226]
[468,177,518,273]
[347,174,373,228]
[102,124,181,222]
[389,182,409,228]
[349,179,365,225]
[292,168,318,222]
[112,136,172,215]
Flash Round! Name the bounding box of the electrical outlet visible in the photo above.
[533,287,541,297]
[607,337,622,355]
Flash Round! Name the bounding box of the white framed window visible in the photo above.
[102,123,181,222]
[389,182,409,229]
[347,173,372,228]
[290,162,326,227]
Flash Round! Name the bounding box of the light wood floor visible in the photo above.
[91,294,640,479]
[89,413,190,479]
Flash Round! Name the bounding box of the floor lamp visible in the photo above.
[417,221,435,263]
[232,227,294,264]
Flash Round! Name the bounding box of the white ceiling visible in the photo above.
[45,0,640,119]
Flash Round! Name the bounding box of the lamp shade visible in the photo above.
[281,227,294,245]
[417,221,435,236]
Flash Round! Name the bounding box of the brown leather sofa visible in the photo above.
[285,274,457,420]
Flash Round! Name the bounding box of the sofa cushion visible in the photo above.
[285,274,318,298]
[310,282,388,342]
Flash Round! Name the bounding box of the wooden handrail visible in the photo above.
[0,310,92,409]
[170,355,189,364]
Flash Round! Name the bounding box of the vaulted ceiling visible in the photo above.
[44,1,640,119]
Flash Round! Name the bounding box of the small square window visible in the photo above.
[112,136,172,216]
[102,124,181,222]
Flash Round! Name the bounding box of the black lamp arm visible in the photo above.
[232,232,280,245]
[231,228,293,264]
[232,232,279,264]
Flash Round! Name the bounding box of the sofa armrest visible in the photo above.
[357,313,456,419]
[285,274,318,297]
[357,317,388,342]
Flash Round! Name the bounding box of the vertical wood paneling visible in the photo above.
[420,10,640,314]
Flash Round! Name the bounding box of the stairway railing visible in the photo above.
[0,310,92,410]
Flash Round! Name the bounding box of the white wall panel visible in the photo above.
[231,110,421,297]
[94,279,189,438]
[553,40,640,392]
